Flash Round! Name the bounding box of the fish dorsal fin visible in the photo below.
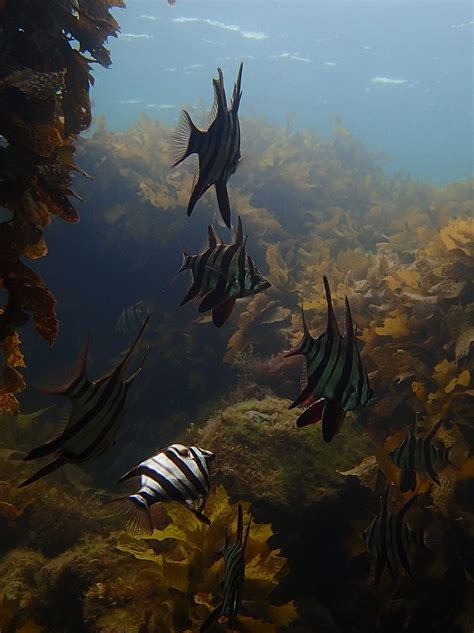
[212,67,227,114]
[41,336,91,397]
[231,62,244,114]
[344,296,355,343]
[398,494,418,521]
[380,484,391,514]
[284,305,314,358]
[243,511,252,555]
[323,275,340,337]
[425,418,443,443]
[207,88,219,127]
[208,225,218,248]
[125,346,150,388]
[235,216,244,246]
[236,503,244,547]
[116,314,151,374]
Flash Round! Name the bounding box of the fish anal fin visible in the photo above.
[399,469,417,493]
[200,605,222,633]
[296,399,325,428]
[18,457,67,488]
[321,400,346,442]
[171,110,205,168]
[199,290,228,313]
[215,181,231,229]
[212,298,236,327]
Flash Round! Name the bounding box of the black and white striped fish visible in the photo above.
[179,216,270,327]
[115,301,149,336]
[389,418,466,492]
[110,443,214,534]
[18,316,151,488]
[200,504,251,632]
[171,62,243,229]
[362,487,438,584]
[286,276,374,442]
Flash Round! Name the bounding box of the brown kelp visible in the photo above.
[0,0,123,413]
[92,486,297,633]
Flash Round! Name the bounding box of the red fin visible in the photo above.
[105,496,153,535]
[212,298,236,327]
[321,400,346,442]
[296,399,325,428]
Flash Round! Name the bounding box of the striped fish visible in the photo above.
[390,418,466,492]
[286,275,374,442]
[171,62,243,228]
[110,443,214,534]
[18,316,151,488]
[362,487,432,584]
[179,216,270,327]
[200,504,251,632]
[115,300,149,336]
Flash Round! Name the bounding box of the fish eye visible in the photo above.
[176,446,191,458]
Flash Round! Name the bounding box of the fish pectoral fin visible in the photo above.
[199,290,228,313]
[399,469,417,492]
[215,181,231,228]
[104,496,153,535]
[171,109,205,167]
[18,457,67,488]
[321,400,346,442]
[296,399,325,428]
[212,298,236,327]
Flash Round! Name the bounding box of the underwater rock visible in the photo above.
[192,395,373,511]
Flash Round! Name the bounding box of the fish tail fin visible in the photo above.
[215,181,231,228]
[171,110,204,167]
[104,495,153,535]
[296,399,325,428]
[399,469,417,492]
[178,251,194,273]
[200,604,223,633]
[321,400,346,442]
[446,441,468,470]
[18,457,67,488]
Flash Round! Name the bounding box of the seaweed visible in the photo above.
[0,0,124,412]
[86,486,297,632]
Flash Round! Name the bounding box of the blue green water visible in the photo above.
[92,0,473,184]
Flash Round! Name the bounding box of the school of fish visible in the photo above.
[18,60,469,628]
